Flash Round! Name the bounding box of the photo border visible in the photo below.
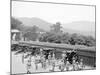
[10,0,96,75]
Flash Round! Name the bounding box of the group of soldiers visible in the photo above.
[24,47,85,74]
[11,44,85,74]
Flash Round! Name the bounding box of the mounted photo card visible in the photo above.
[11,0,96,74]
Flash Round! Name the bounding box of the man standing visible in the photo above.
[26,60,31,74]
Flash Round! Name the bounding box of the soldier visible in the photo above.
[59,51,66,71]
[60,59,65,71]
[72,57,76,71]
[65,59,69,71]
[50,52,56,72]
[40,48,43,55]
[62,51,66,59]
[26,60,31,74]
[41,54,46,69]
[78,59,85,70]
[48,53,52,65]
[34,54,41,70]
[72,57,79,71]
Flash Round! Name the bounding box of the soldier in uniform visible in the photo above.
[72,57,79,71]
[34,54,41,70]
[50,52,56,72]
[48,53,52,65]
[65,58,70,71]
[26,60,31,74]
[59,51,66,71]
[78,59,85,70]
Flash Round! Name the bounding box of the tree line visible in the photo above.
[11,17,95,47]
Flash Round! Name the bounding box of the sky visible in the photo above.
[12,1,95,24]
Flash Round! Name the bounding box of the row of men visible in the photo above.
[11,44,84,73]
[25,48,84,74]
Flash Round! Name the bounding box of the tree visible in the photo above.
[22,25,39,41]
[84,36,95,46]
[50,22,62,34]
[28,25,38,33]
[39,32,53,42]
[61,33,70,44]
[11,17,22,30]
[23,31,39,41]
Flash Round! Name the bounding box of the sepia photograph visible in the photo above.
[11,0,96,74]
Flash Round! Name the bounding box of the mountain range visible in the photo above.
[18,17,95,37]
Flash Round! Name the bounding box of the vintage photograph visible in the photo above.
[11,0,96,74]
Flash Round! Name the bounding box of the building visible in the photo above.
[11,29,22,41]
